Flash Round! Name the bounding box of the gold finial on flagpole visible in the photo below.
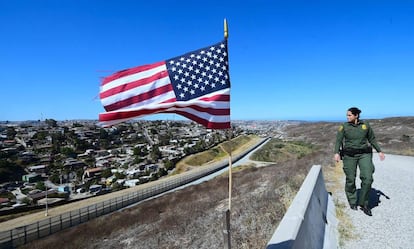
[224,18,228,39]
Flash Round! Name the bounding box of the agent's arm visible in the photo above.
[334,125,345,162]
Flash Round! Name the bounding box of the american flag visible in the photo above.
[99,40,231,129]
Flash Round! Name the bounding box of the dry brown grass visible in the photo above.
[20,160,313,249]
[323,161,357,247]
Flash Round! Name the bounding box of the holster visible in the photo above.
[339,148,344,160]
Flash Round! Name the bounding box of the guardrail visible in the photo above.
[0,137,269,249]
[266,165,338,249]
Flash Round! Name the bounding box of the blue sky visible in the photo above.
[1,0,413,122]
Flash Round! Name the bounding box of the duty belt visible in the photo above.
[342,146,372,157]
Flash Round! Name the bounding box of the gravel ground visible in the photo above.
[340,153,414,249]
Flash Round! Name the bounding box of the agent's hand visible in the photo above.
[379,152,385,161]
[334,153,341,163]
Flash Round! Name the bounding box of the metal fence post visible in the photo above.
[24,226,27,245]
[10,229,13,247]
[222,209,231,249]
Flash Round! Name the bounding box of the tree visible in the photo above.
[157,168,168,177]
[99,128,109,139]
[163,160,175,171]
[49,174,60,185]
[33,130,48,141]
[150,145,162,161]
[159,133,172,146]
[21,197,32,205]
[101,168,112,178]
[51,132,65,154]
[150,173,159,181]
[133,156,144,164]
[0,160,25,182]
[114,172,126,179]
[45,119,57,127]
[35,181,46,191]
[83,155,95,167]
[60,147,77,158]
[111,181,124,191]
[6,127,17,140]
[75,139,92,152]
[194,140,207,151]
[133,146,148,157]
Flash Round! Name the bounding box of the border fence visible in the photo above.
[0,137,269,249]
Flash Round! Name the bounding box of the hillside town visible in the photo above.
[0,119,288,213]
[0,119,229,210]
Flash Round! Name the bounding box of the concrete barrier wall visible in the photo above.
[266,165,338,249]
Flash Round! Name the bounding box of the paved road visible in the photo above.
[340,153,414,249]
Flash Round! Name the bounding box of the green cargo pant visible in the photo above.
[342,153,375,207]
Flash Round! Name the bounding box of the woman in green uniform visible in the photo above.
[334,107,385,216]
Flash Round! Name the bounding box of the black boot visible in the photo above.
[360,205,372,216]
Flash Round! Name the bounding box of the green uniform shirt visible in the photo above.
[334,120,382,154]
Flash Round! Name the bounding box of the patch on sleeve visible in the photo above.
[362,124,367,130]
[338,125,343,131]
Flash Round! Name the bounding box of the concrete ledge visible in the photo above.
[266,165,338,249]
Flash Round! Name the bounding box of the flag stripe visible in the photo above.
[100,70,169,100]
[171,110,230,129]
[166,106,230,121]
[100,64,168,99]
[103,84,175,112]
[101,61,166,87]
[101,77,174,109]
[199,94,230,102]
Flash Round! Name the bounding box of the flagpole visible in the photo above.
[228,135,232,209]
[224,18,228,39]
[224,18,231,211]
[222,18,232,249]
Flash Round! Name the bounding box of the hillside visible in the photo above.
[284,116,414,156]
[18,117,414,249]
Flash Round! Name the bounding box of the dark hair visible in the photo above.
[348,107,361,117]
